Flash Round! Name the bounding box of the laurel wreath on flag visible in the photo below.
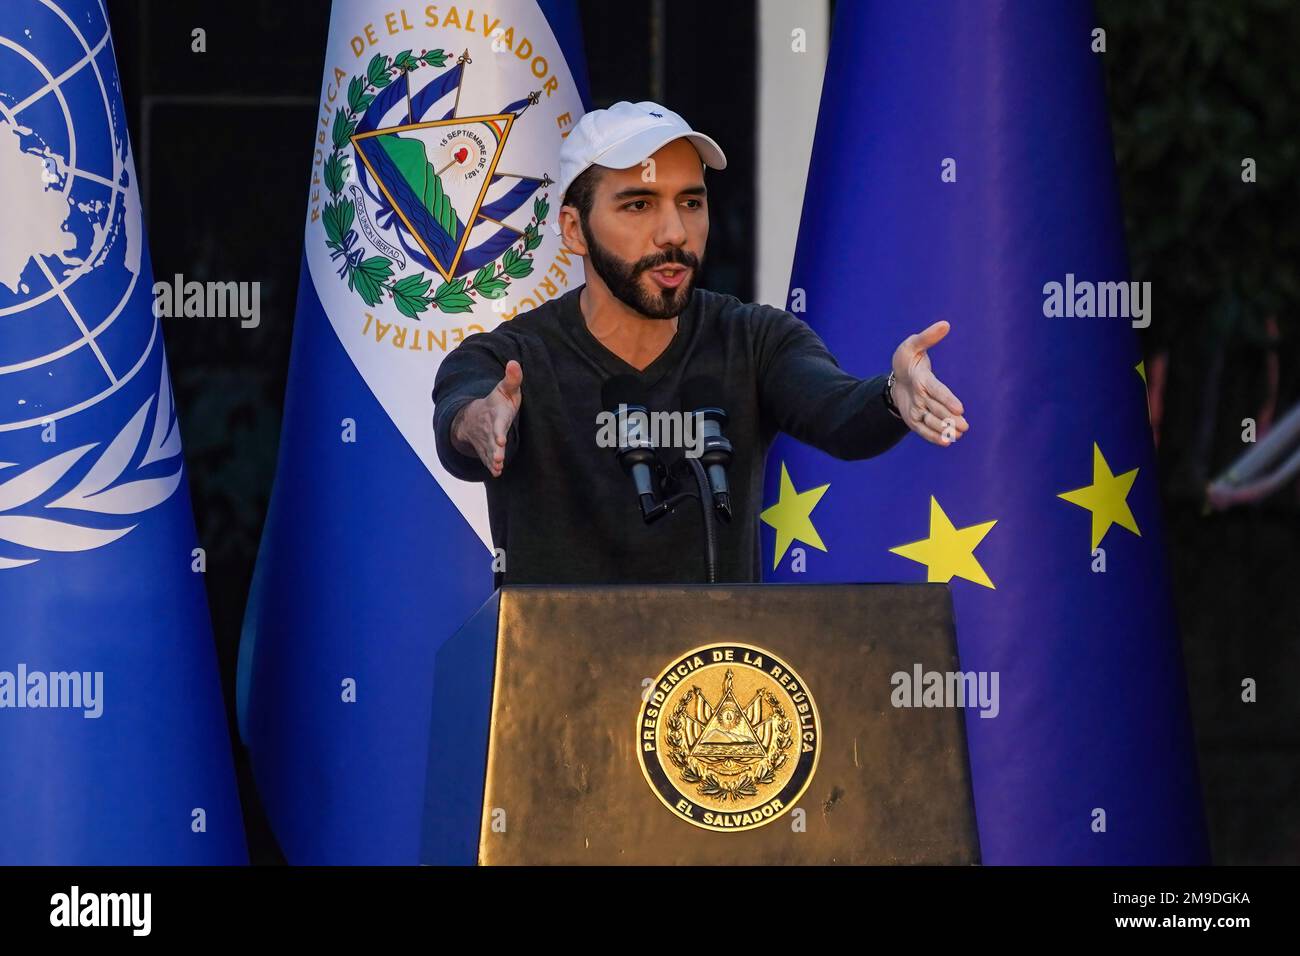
[665,687,792,801]
[323,49,547,320]
[0,363,185,570]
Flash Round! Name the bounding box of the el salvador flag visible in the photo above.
[0,0,246,864]
[761,0,1209,863]
[237,0,591,864]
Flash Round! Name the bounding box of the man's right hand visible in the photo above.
[450,360,523,478]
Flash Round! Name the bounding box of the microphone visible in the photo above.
[601,375,668,523]
[680,376,734,522]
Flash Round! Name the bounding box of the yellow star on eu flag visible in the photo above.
[760,462,829,570]
[1057,442,1141,551]
[889,496,997,589]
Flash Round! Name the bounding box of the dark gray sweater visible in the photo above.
[432,285,909,585]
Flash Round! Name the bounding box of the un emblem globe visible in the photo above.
[0,0,155,433]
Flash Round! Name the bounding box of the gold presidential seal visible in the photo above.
[637,643,820,831]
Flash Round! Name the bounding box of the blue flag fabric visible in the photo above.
[238,0,591,864]
[0,0,246,864]
[761,0,1209,864]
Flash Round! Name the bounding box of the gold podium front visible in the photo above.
[421,584,980,865]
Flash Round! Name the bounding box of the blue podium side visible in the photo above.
[419,589,501,865]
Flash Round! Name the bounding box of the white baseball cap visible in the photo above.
[555,100,727,213]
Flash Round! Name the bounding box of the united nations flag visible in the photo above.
[0,0,246,862]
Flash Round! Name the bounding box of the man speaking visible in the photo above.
[433,101,968,585]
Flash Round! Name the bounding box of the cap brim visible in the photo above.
[594,125,728,173]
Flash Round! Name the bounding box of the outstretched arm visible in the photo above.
[433,335,524,482]
[755,307,969,458]
[755,308,909,460]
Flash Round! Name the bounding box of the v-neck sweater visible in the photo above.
[432,284,910,585]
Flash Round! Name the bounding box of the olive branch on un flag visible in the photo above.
[322,49,546,320]
[0,363,185,570]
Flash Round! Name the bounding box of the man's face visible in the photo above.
[564,138,709,319]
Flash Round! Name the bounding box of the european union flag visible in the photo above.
[237,0,591,863]
[0,0,245,863]
[761,0,1209,863]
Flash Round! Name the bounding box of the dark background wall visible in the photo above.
[104,0,1297,864]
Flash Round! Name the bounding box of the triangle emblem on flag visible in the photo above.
[352,113,515,281]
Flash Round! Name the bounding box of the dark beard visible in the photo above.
[580,216,701,320]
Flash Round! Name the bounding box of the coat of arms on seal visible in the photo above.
[637,643,820,831]
[321,47,554,319]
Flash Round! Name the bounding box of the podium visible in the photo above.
[421,584,980,865]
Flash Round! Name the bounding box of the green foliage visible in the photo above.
[346,75,374,115]
[322,199,354,249]
[501,247,533,279]
[367,53,393,88]
[391,273,435,317]
[1097,0,1300,349]
[433,276,475,313]
[331,108,356,151]
[323,152,347,197]
[473,263,510,299]
[348,255,394,306]
[523,222,542,252]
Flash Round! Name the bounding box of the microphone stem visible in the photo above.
[686,457,718,583]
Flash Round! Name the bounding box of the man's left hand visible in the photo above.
[891,320,969,446]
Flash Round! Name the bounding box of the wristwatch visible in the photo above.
[883,370,903,419]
